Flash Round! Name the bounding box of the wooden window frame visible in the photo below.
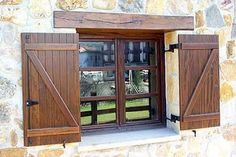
[79,33,166,132]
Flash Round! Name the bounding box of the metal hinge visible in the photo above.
[26,99,39,107]
[166,114,180,123]
[165,43,181,53]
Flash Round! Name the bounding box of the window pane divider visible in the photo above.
[126,106,150,112]
[81,108,116,117]
[125,65,157,70]
[126,93,157,99]
[81,96,116,102]
[80,66,116,71]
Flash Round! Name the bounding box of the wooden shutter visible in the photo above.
[21,33,80,146]
[178,34,220,130]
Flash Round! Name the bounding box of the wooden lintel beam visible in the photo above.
[54,11,194,31]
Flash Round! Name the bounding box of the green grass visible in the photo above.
[81,98,150,125]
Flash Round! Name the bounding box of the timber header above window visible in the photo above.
[53,11,194,32]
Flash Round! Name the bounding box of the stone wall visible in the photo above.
[0,0,236,156]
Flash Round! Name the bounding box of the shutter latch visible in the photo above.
[165,43,181,52]
[166,114,180,123]
[26,99,39,107]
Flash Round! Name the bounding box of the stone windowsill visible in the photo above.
[78,128,180,152]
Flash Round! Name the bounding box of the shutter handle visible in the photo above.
[26,99,39,107]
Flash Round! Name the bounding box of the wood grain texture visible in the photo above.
[22,33,80,146]
[178,34,220,130]
[25,43,77,51]
[27,127,80,137]
[27,51,78,127]
[54,11,194,32]
[181,43,219,50]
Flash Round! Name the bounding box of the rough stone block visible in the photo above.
[92,0,116,10]
[220,82,235,102]
[195,10,205,28]
[0,102,11,124]
[10,130,18,147]
[0,77,16,99]
[0,148,27,157]
[224,13,233,27]
[38,149,64,157]
[166,0,193,15]
[220,60,236,81]
[226,40,236,59]
[2,24,17,45]
[222,125,236,142]
[118,0,144,13]
[206,4,225,28]
[29,0,52,19]
[146,0,165,15]
[0,0,22,5]
[56,0,88,11]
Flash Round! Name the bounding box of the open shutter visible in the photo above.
[21,33,80,146]
[178,34,220,130]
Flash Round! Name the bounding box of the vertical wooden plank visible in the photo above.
[37,33,47,144]
[44,34,53,144]
[52,33,62,143]
[21,33,30,146]
[66,33,80,141]
[59,33,68,116]
[28,33,40,145]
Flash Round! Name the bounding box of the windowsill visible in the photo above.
[78,127,180,152]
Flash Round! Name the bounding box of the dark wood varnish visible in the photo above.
[54,11,194,32]
[21,33,80,146]
[178,34,220,130]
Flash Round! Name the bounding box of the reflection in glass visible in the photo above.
[80,41,115,67]
[124,41,156,66]
[125,70,156,94]
[80,71,115,97]
[81,101,116,125]
[125,98,150,121]
[125,97,157,121]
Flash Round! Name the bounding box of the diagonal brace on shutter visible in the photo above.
[26,51,79,127]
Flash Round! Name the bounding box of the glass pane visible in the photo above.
[80,71,116,97]
[80,41,115,67]
[80,103,91,125]
[125,70,156,94]
[98,113,116,124]
[125,97,157,121]
[80,101,116,125]
[97,101,116,124]
[126,111,149,121]
[124,41,156,66]
[126,98,150,121]
[81,116,92,126]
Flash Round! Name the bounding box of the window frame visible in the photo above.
[79,33,166,133]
